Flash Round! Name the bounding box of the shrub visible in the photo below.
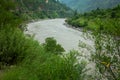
[0,26,39,66]
[43,37,65,54]
[1,50,87,80]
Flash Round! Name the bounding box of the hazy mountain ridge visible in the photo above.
[60,0,120,12]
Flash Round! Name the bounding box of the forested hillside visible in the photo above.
[15,0,73,20]
[60,0,120,12]
[66,5,120,36]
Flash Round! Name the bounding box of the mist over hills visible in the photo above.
[60,0,120,12]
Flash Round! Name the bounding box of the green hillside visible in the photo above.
[66,5,120,36]
[15,0,73,20]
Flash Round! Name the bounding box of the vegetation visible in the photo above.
[15,0,74,20]
[66,5,120,36]
[91,30,120,80]
[43,37,65,54]
[0,0,86,80]
[0,40,87,80]
[66,4,120,80]
[1,0,120,80]
[0,0,24,66]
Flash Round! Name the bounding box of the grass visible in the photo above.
[0,26,87,80]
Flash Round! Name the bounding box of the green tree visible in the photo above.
[0,0,24,66]
[43,37,65,54]
[0,0,22,28]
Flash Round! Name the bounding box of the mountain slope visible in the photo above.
[15,0,73,20]
[60,0,120,12]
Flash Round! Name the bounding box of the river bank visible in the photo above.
[25,19,96,75]
[25,18,94,52]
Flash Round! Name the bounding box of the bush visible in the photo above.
[1,50,87,80]
[0,26,40,66]
[43,37,65,54]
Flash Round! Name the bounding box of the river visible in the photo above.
[25,18,95,75]
[26,19,94,52]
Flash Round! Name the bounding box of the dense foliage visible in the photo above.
[0,0,86,80]
[0,0,24,66]
[43,37,65,54]
[60,0,120,12]
[15,0,73,20]
[66,5,120,36]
